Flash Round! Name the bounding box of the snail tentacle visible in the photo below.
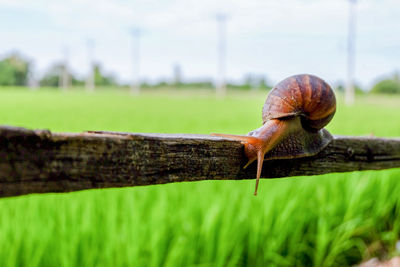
[210,133,259,144]
[254,150,265,196]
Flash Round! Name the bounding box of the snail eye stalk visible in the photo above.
[254,150,265,196]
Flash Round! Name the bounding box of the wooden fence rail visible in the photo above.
[0,126,400,197]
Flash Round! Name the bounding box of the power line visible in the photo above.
[345,0,357,105]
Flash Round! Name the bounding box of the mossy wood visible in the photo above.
[0,126,399,197]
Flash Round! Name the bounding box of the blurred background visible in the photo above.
[1,1,400,267]
[0,0,399,96]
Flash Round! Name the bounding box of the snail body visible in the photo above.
[212,74,336,195]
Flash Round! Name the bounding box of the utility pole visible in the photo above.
[173,63,182,87]
[345,0,357,105]
[60,46,70,90]
[28,67,38,90]
[86,39,95,92]
[131,28,141,94]
[216,13,227,97]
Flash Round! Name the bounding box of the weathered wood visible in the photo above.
[0,126,399,197]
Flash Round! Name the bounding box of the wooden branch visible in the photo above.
[1,126,399,197]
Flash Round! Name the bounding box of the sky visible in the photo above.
[0,0,399,88]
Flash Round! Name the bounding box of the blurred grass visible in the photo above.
[0,88,399,267]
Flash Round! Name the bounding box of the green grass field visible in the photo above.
[0,88,399,267]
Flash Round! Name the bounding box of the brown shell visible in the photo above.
[262,74,336,131]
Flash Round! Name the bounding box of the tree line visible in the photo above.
[0,52,399,94]
[0,52,117,88]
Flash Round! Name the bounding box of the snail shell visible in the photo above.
[260,74,336,160]
[263,74,336,131]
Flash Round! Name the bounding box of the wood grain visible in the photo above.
[0,126,399,197]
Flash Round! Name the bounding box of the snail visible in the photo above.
[212,74,336,195]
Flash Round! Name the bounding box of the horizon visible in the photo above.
[0,0,399,89]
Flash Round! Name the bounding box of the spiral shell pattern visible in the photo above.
[262,74,336,131]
